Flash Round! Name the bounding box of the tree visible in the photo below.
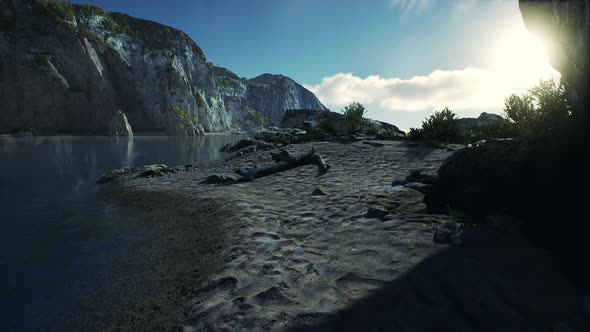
[503,78,572,139]
[420,107,460,143]
[341,102,367,134]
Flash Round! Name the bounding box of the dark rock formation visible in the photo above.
[0,0,326,135]
[255,127,307,144]
[456,112,503,137]
[281,109,344,133]
[96,164,177,183]
[423,139,546,217]
[519,0,589,129]
[107,110,133,137]
[281,109,405,138]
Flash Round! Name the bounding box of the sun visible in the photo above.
[493,25,560,94]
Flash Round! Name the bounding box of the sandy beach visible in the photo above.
[96,140,589,331]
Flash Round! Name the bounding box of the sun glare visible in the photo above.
[493,26,560,94]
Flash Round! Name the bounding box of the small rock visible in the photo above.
[449,233,463,246]
[404,182,433,194]
[441,221,461,234]
[203,173,238,184]
[366,206,389,220]
[433,227,452,244]
[405,170,438,185]
[312,186,331,196]
[391,180,405,187]
[184,164,193,170]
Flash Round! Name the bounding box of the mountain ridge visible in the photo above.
[0,0,327,135]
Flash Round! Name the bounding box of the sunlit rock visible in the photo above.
[0,0,326,135]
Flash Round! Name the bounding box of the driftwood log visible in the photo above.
[235,147,329,181]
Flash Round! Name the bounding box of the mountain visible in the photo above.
[0,0,327,136]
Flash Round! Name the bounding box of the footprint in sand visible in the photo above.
[334,272,387,289]
[251,232,280,240]
[232,296,255,312]
[190,276,238,299]
[182,276,239,320]
[300,212,316,218]
[254,286,294,305]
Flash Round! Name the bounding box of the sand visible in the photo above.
[95,140,589,331]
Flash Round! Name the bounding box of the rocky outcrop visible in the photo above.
[281,109,405,138]
[281,109,344,132]
[519,0,589,128]
[456,112,503,137]
[0,0,326,136]
[107,110,133,137]
[254,127,307,144]
[164,112,204,136]
[423,139,543,217]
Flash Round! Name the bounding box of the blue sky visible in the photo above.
[70,0,559,130]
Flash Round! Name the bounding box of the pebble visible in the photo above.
[312,186,331,196]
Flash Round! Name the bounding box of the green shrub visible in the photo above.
[38,0,75,21]
[303,127,328,141]
[503,78,572,140]
[318,120,337,136]
[420,107,460,143]
[407,127,424,140]
[448,208,465,224]
[246,109,267,127]
[170,107,195,125]
[462,118,516,143]
[341,101,367,134]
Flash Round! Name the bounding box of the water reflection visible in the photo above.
[0,134,244,330]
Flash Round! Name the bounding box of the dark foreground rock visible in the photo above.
[423,139,542,217]
[422,138,590,291]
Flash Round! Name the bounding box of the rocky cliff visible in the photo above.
[519,0,589,127]
[0,0,327,135]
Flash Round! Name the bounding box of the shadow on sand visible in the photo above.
[401,140,439,161]
[290,226,589,332]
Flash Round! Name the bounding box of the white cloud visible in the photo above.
[304,66,559,131]
[389,0,434,14]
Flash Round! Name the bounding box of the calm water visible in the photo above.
[0,135,243,330]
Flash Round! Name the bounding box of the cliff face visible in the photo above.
[0,0,327,135]
[519,0,589,119]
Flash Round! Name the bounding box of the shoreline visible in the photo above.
[91,140,588,331]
